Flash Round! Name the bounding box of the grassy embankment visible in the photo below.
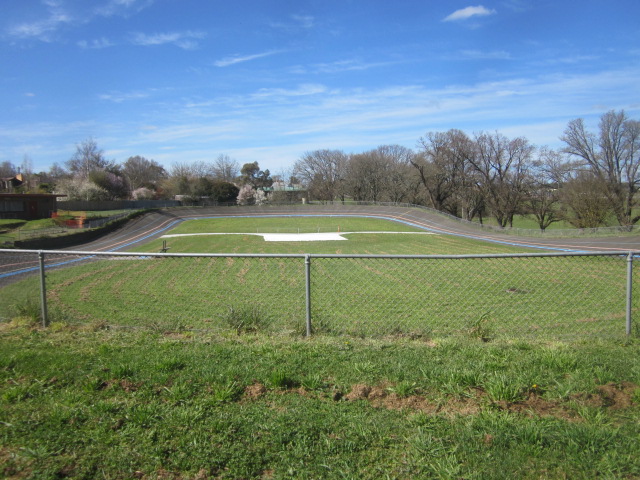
[0,323,638,479]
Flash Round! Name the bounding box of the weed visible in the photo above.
[210,381,243,403]
[269,369,297,389]
[388,381,418,398]
[300,373,325,391]
[466,312,493,341]
[156,357,187,373]
[13,301,41,322]
[483,373,525,402]
[222,305,271,335]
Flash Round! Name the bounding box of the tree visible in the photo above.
[240,162,272,189]
[412,130,476,216]
[345,145,415,203]
[122,156,167,192]
[0,161,16,178]
[561,110,640,227]
[525,147,566,231]
[293,150,348,202]
[469,132,533,227]
[560,171,611,228]
[89,170,128,200]
[236,184,255,205]
[66,138,114,178]
[212,154,239,182]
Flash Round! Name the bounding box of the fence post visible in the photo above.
[38,251,49,327]
[305,254,312,337]
[626,252,633,336]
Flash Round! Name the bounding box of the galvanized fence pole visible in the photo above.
[38,251,49,327]
[626,252,633,336]
[305,254,312,337]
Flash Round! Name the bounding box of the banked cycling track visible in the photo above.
[1,204,640,285]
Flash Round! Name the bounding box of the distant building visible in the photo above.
[0,193,66,220]
[0,173,24,192]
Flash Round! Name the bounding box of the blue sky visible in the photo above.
[2,0,639,175]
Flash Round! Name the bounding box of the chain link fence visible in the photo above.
[0,249,637,340]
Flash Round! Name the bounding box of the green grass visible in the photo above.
[0,324,638,479]
[135,216,539,255]
[0,217,634,339]
[1,215,639,478]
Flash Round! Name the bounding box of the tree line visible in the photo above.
[293,110,640,229]
[1,110,638,229]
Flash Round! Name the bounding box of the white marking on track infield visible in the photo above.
[161,231,437,242]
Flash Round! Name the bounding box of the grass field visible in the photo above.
[1,215,638,478]
[0,324,638,479]
[134,216,541,255]
[0,217,634,339]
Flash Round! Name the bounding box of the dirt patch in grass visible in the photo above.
[572,381,638,410]
[343,382,639,420]
[244,382,267,399]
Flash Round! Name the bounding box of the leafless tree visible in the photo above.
[122,156,167,191]
[293,150,348,202]
[561,110,640,227]
[412,129,477,217]
[212,154,239,182]
[560,171,611,228]
[468,132,533,228]
[66,138,114,178]
[525,147,567,231]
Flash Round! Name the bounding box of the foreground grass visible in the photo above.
[0,322,638,479]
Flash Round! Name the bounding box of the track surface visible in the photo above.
[1,205,639,285]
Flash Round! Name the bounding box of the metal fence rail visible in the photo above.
[0,249,636,340]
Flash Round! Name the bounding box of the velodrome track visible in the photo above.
[67,204,640,253]
[1,204,640,286]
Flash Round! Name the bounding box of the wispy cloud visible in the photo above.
[459,49,512,60]
[270,14,315,31]
[7,8,73,42]
[290,59,402,75]
[251,84,328,99]
[131,30,206,50]
[95,0,155,17]
[98,91,151,103]
[443,5,497,22]
[214,50,283,67]
[77,37,115,49]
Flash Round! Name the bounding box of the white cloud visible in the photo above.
[214,50,284,67]
[252,84,328,99]
[443,5,497,22]
[98,91,150,103]
[131,31,206,49]
[459,49,511,60]
[8,11,73,41]
[96,0,155,17]
[77,37,115,49]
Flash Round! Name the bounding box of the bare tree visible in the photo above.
[560,171,611,228]
[561,110,640,227]
[293,150,348,202]
[412,130,476,216]
[212,154,239,182]
[469,132,533,227]
[122,156,167,191]
[524,147,567,231]
[66,138,114,178]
